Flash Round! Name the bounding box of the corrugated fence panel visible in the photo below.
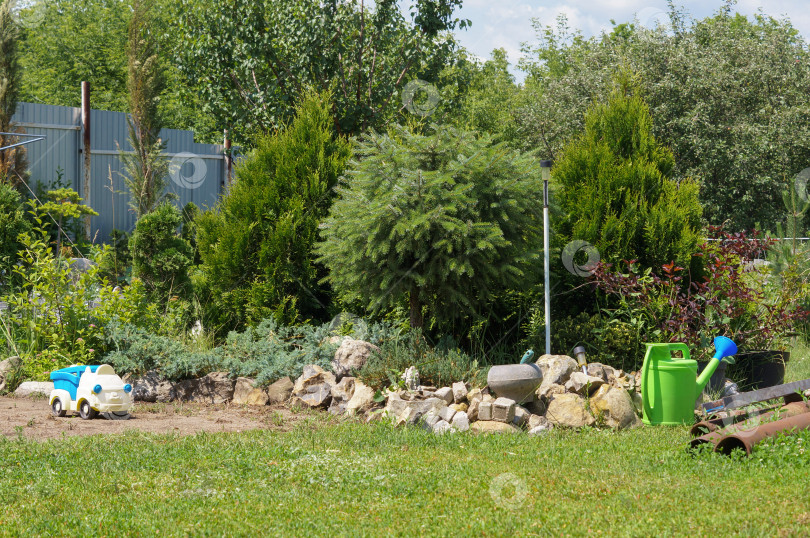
[11,102,225,242]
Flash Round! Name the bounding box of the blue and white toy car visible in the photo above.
[49,364,133,420]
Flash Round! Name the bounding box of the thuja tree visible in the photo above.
[0,0,27,186]
[195,92,351,332]
[316,124,542,329]
[120,0,172,218]
[553,77,702,271]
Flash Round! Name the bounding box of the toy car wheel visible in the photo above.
[79,400,97,420]
[102,411,130,421]
[51,397,66,418]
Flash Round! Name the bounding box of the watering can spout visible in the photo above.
[695,336,737,398]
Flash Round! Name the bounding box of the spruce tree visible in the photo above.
[315,124,543,329]
[553,77,702,270]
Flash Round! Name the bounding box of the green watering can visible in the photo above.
[641,336,737,425]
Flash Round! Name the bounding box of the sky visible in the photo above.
[409,0,810,81]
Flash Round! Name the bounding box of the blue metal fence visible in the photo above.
[11,102,226,242]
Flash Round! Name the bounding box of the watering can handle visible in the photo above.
[668,343,691,360]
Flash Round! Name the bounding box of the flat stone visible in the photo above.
[452,381,468,403]
[589,384,642,430]
[14,381,53,398]
[492,397,516,423]
[565,372,605,396]
[433,419,453,434]
[478,401,493,421]
[545,393,595,428]
[470,421,520,434]
[266,376,294,404]
[345,380,376,415]
[452,411,470,431]
[434,387,454,405]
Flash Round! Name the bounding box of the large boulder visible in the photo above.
[332,338,380,380]
[266,377,294,404]
[172,372,235,404]
[384,392,446,425]
[14,381,53,398]
[545,393,595,428]
[293,365,336,394]
[123,370,173,403]
[589,385,642,430]
[345,380,376,415]
[328,377,356,415]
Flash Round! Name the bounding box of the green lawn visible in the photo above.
[1,414,809,536]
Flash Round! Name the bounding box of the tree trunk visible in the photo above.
[409,289,423,329]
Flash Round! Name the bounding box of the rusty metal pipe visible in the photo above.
[689,401,810,451]
[715,410,810,456]
[689,406,776,437]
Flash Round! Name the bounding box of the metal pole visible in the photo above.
[81,81,91,240]
[543,178,551,355]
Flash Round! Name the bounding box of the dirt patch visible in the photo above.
[0,395,310,441]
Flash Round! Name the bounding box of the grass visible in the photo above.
[2,416,810,536]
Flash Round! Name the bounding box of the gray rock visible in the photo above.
[586,363,607,381]
[545,393,595,428]
[466,390,484,422]
[589,384,642,430]
[452,381,468,403]
[492,397,516,423]
[332,338,380,380]
[328,377,356,414]
[290,383,333,409]
[487,364,543,404]
[452,410,470,431]
[346,380,376,415]
[14,381,53,398]
[385,393,446,425]
[420,411,441,431]
[512,405,530,428]
[172,372,235,404]
[433,419,453,434]
[536,382,566,402]
[527,414,549,430]
[528,424,552,436]
[466,387,482,404]
[293,365,336,395]
[266,377,294,404]
[124,370,172,402]
[565,372,605,396]
[439,406,457,423]
[434,386,454,405]
[478,401,493,421]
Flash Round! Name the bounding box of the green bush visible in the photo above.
[358,331,485,390]
[195,92,351,333]
[0,182,30,288]
[553,75,703,270]
[130,202,193,303]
